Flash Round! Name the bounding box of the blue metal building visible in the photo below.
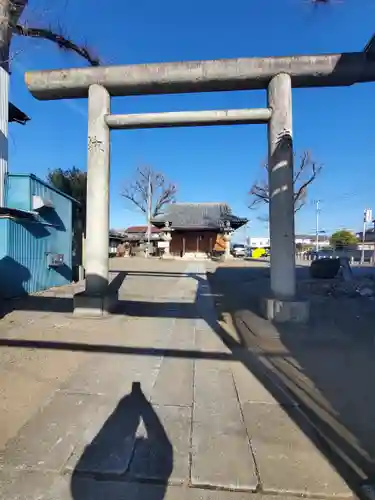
[0,173,76,298]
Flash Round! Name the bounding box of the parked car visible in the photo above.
[307,249,337,260]
[231,244,246,258]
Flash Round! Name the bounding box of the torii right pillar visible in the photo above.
[261,73,309,323]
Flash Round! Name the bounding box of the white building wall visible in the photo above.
[249,236,330,248]
[249,237,270,248]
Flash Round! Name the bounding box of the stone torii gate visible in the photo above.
[24,39,375,320]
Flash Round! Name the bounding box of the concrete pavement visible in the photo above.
[0,258,353,499]
[208,259,375,498]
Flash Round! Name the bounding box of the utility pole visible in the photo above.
[244,220,250,245]
[315,200,321,252]
[361,208,372,265]
[0,0,11,207]
[145,171,152,258]
[0,0,27,206]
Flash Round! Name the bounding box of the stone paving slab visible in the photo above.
[2,387,192,483]
[242,401,352,497]
[0,342,85,383]
[64,399,191,484]
[166,318,197,350]
[60,353,161,400]
[71,478,187,500]
[194,326,231,353]
[191,359,258,490]
[129,404,191,484]
[151,357,194,407]
[231,361,292,407]
[0,470,70,500]
[1,392,119,473]
[0,315,173,343]
[0,470,306,500]
[151,319,195,407]
[0,368,56,449]
[64,393,142,476]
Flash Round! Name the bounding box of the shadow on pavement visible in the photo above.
[71,382,172,499]
[0,337,234,361]
[0,271,128,318]
[206,264,375,496]
[0,270,203,317]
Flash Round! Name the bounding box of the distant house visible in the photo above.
[356,228,375,243]
[151,202,247,258]
[124,225,161,244]
[108,230,126,256]
[121,226,162,255]
[295,234,330,247]
[355,229,375,255]
[248,234,330,250]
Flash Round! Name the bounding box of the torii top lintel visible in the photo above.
[24,50,375,100]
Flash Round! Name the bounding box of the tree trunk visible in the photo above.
[74,222,83,263]
[0,0,10,71]
[0,0,28,69]
[73,216,84,280]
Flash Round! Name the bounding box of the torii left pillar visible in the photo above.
[74,84,118,316]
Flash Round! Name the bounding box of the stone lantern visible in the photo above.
[160,221,173,258]
[222,220,233,260]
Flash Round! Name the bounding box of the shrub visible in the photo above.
[310,258,341,279]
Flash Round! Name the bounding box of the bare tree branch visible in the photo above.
[310,0,332,4]
[293,155,322,210]
[121,165,177,218]
[154,181,177,216]
[248,150,323,214]
[12,22,100,65]
[5,1,100,67]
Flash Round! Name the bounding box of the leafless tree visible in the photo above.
[1,1,100,70]
[309,0,332,4]
[248,151,323,214]
[305,0,342,7]
[122,165,177,218]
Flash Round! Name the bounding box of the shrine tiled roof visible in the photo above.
[126,225,160,233]
[151,203,247,230]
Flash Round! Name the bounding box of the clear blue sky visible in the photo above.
[8,0,375,239]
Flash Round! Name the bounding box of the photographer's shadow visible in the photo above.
[71,382,173,499]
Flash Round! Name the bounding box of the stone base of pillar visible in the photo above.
[161,253,174,259]
[260,296,309,323]
[181,252,209,260]
[73,290,118,318]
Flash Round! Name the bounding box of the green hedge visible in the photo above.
[310,258,341,279]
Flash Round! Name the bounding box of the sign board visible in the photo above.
[158,241,169,248]
[364,208,373,223]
